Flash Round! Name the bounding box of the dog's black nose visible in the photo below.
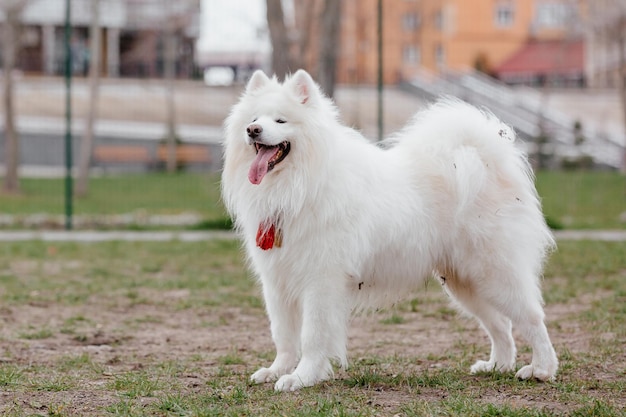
[247,124,263,139]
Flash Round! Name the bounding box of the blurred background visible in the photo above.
[0,0,624,230]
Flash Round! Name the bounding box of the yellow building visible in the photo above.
[338,0,579,84]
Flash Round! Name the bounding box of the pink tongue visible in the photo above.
[248,146,280,184]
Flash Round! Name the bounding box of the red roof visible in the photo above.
[495,39,584,77]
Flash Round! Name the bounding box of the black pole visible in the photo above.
[64,0,73,230]
[377,0,383,141]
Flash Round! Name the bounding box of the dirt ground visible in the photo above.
[0,273,623,415]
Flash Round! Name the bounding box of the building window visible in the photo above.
[402,12,421,31]
[434,10,443,30]
[403,45,420,65]
[536,2,572,28]
[494,1,515,27]
[435,44,445,69]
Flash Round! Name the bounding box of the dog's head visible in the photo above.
[224,69,337,186]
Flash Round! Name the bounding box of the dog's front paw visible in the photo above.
[274,373,309,392]
[273,361,333,391]
[470,360,515,374]
[470,360,496,374]
[515,364,555,382]
[251,367,280,384]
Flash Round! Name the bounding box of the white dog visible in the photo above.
[222,70,558,392]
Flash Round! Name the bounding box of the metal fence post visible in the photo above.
[64,0,73,230]
[377,0,383,141]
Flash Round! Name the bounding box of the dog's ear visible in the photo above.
[246,70,270,92]
[289,69,318,105]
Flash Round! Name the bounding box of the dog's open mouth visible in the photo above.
[248,141,291,185]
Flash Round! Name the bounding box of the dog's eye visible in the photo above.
[275,119,287,124]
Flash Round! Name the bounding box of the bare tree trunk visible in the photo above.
[160,0,199,173]
[618,26,626,174]
[76,0,101,196]
[1,4,24,194]
[294,0,317,71]
[266,0,291,80]
[317,0,341,98]
[164,31,177,173]
[163,10,178,173]
[265,0,338,94]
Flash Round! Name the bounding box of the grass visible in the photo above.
[0,239,251,310]
[0,171,624,229]
[0,239,623,416]
[535,171,625,229]
[108,371,167,398]
[18,326,54,340]
[0,172,229,229]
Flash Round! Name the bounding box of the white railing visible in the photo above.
[405,69,624,168]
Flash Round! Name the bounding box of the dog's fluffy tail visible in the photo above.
[452,146,487,216]
[400,98,555,261]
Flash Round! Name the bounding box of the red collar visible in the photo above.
[256,220,283,250]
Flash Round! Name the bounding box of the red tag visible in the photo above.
[256,222,276,250]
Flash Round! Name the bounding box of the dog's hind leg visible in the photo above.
[509,294,558,381]
[485,269,558,381]
[442,276,516,374]
[446,269,558,381]
[251,279,301,384]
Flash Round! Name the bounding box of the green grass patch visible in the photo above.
[56,353,104,374]
[109,371,167,398]
[0,239,253,310]
[0,172,229,230]
[1,171,624,230]
[218,352,247,366]
[380,312,406,325]
[29,373,77,392]
[18,326,54,340]
[536,171,626,229]
[0,365,24,387]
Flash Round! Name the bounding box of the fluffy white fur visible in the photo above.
[222,69,558,392]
